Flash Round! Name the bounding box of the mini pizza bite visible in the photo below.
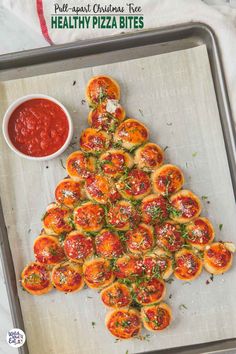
[83,258,114,289]
[204,242,234,275]
[73,201,105,232]
[169,190,202,223]
[64,231,94,262]
[34,234,66,265]
[106,200,140,231]
[86,75,120,105]
[21,262,53,295]
[51,261,84,293]
[100,282,132,308]
[88,100,125,131]
[42,203,73,235]
[80,128,111,154]
[141,194,169,224]
[105,308,141,339]
[185,217,215,250]
[117,168,151,200]
[142,250,173,279]
[114,255,143,279]
[114,118,149,150]
[134,143,164,171]
[99,149,134,178]
[126,223,154,254]
[141,303,172,332]
[155,221,184,253]
[95,229,124,258]
[174,248,203,281]
[151,164,184,195]
[85,174,111,204]
[66,151,96,181]
[55,178,84,208]
[133,277,166,306]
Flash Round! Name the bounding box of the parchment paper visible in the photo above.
[0,45,236,354]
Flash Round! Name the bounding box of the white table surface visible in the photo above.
[0,1,236,354]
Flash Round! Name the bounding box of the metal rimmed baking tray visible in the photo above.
[0,23,236,354]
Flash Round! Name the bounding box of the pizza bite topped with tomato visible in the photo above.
[80,128,111,154]
[114,118,149,150]
[55,178,84,208]
[142,250,173,279]
[100,282,132,308]
[114,255,143,279]
[141,303,172,332]
[174,249,203,281]
[117,168,151,200]
[155,221,184,253]
[88,100,125,132]
[133,277,166,306]
[95,229,124,258]
[106,200,140,231]
[185,217,215,250]
[66,151,96,181]
[99,149,133,178]
[126,223,154,254]
[21,262,53,295]
[52,261,84,293]
[73,201,105,232]
[105,308,141,339]
[86,75,120,105]
[169,190,201,223]
[83,258,114,289]
[141,193,169,224]
[34,234,66,265]
[151,164,184,195]
[42,203,73,235]
[204,242,234,274]
[64,231,94,263]
[134,142,164,171]
[85,174,111,204]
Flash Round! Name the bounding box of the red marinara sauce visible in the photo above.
[8,98,69,157]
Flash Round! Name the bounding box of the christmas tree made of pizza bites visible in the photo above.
[21,75,235,339]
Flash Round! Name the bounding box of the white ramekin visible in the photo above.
[2,94,73,161]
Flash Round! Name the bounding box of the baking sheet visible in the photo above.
[0,44,236,354]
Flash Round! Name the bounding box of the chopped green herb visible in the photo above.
[192,152,198,157]
[59,233,67,244]
[165,277,174,284]
[179,304,188,310]
[164,146,169,151]
[201,195,208,200]
[167,205,182,218]
[219,224,223,231]
[91,321,96,328]
[48,247,57,256]
[60,159,66,170]
[138,108,144,117]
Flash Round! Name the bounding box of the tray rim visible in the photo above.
[0,22,236,354]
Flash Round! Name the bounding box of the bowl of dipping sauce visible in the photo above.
[2,94,73,161]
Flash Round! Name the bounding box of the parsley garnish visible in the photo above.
[179,304,188,310]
